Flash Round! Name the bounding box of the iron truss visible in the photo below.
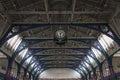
[0,23,120,80]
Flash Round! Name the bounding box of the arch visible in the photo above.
[80,66,89,80]
[26,60,38,73]
[82,62,91,79]
[35,68,46,80]
[9,37,108,75]
[84,57,97,78]
[88,51,103,77]
[1,23,118,45]
[17,40,106,78]
[33,67,40,77]
[19,47,89,65]
[18,39,98,67]
[3,24,119,71]
[79,68,87,80]
[12,46,89,63]
[3,24,118,72]
[0,23,119,79]
[30,64,40,76]
[15,38,107,70]
[17,40,108,78]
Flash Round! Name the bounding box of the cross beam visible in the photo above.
[29,47,90,54]
[8,11,111,15]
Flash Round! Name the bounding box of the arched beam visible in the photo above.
[78,68,87,80]
[9,37,106,75]
[1,23,119,46]
[1,23,119,70]
[1,23,118,79]
[81,63,91,79]
[79,65,89,80]
[25,57,38,72]
[17,39,108,74]
[19,47,89,66]
[10,38,91,68]
[88,51,103,78]
[33,67,40,78]
[82,62,91,79]
[85,56,97,80]
[30,63,41,77]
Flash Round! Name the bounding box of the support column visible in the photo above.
[16,73,20,80]
[99,64,104,79]
[99,71,104,80]
[93,75,97,80]
[93,69,97,80]
[85,74,87,80]
[108,57,114,75]
[16,64,21,80]
[23,69,27,80]
[33,74,35,80]
[88,72,91,80]
[5,58,13,80]
[82,76,85,80]
[29,73,32,80]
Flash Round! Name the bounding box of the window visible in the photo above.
[6,35,40,74]
[83,67,87,74]
[31,62,36,68]
[33,67,37,74]
[19,48,28,58]
[80,70,84,76]
[98,34,114,51]
[84,62,91,70]
[91,47,102,59]
[26,56,33,63]
[98,36,108,51]
[12,37,22,51]
[7,35,19,49]
[87,55,97,67]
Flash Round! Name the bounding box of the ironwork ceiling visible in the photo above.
[0,0,120,77]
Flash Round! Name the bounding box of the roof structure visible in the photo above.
[0,0,120,79]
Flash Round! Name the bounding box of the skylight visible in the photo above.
[7,35,19,49]
[91,47,102,59]
[87,55,95,64]
[83,67,87,74]
[26,56,33,63]
[79,34,115,75]
[19,48,28,58]
[98,34,114,51]
[6,35,40,74]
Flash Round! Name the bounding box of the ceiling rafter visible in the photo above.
[7,11,111,15]
[71,0,76,22]
[1,0,119,78]
[44,0,49,22]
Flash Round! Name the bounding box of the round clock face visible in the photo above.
[55,30,66,39]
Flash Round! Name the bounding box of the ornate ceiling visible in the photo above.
[0,0,120,76]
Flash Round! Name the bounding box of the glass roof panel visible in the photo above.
[12,38,22,51]
[7,35,19,49]
[87,55,97,66]
[98,37,108,51]
[91,47,102,59]
[20,48,28,58]
[98,34,114,52]
[102,34,114,48]
[83,67,87,74]
[26,56,33,63]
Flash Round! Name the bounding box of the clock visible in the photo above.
[55,30,66,39]
[54,30,67,45]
